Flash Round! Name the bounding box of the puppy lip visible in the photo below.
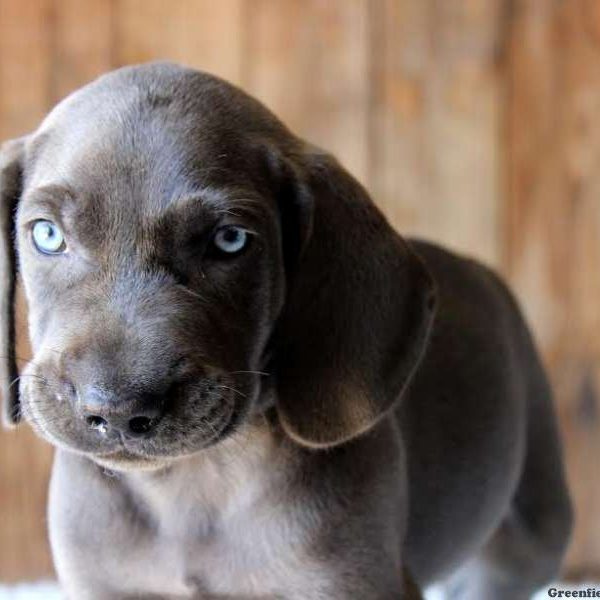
[91,450,171,473]
[107,403,236,464]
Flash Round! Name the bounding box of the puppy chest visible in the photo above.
[117,463,317,597]
[113,508,316,598]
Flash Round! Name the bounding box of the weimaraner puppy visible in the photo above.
[0,63,572,599]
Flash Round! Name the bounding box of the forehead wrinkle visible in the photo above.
[33,103,191,207]
[168,185,268,222]
[20,183,77,221]
[27,183,75,202]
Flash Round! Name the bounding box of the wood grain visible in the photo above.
[114,0,244,85]
[49,0,114,104]
[370,0,506,267]
[244,0,370,185]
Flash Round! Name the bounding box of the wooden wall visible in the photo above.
[0,0,598,581]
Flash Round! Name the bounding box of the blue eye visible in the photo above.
[212,226,249,255]
[32,220,66,255]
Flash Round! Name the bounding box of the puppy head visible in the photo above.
[0,63,435,469]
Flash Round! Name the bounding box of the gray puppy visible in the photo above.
[0,63,572,600]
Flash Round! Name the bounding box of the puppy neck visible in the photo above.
[109,414,291,532]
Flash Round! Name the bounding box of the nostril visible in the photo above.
[86,415,109,433]
[128,416,156,435]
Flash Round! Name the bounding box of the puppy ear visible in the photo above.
[0,138,26,427]
[273,148,436,448]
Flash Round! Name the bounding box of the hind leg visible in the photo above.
[446,356,573,599]
[445,496,572,600]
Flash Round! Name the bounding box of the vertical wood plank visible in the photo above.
[0,0,51,139]
[244,0,370,185]
[370,0,506,267]
[50,0,114,103]
[0,0,54,581]
[506,0,600,575]
[114,0,244,86]
[369,0,430,228]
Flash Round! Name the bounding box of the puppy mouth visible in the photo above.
[90,398,236,456]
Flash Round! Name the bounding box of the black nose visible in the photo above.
[79,386,163,438]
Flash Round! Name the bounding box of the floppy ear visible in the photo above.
[273,148,436,448]
[0,138,26,428]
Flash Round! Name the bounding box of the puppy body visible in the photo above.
[0,64,572,599]
[48,240,569,600]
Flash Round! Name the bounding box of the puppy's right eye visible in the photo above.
[32,220,67,255]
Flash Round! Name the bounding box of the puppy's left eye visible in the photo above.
[32,220,67,255]
[212,226,249,255]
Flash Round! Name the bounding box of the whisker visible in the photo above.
[215,384,247,399]
[226,370,270,377]
[7,373,47,391]
[177,286,208,303]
